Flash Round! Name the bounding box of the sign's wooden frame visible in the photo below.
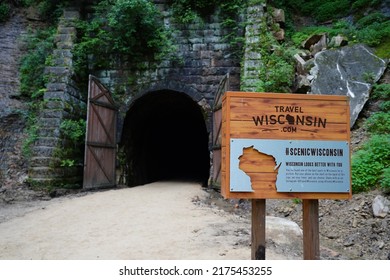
[221,91,352,200]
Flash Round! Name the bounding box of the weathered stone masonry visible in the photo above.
[28,9,85,187]
[96,1,242,115]
[0,11,29,188]
[27,1,268,187]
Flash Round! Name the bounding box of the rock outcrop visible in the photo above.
[293,31,388,127]
[372,195,390,218]
[0,11,28,188]
[310,44,388,127]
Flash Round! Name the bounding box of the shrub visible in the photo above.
[60,119,86,143]
[255,26,296,93]
[365,112,390,134]
[356,22,390,47]
[270,0,351,22]
[352,80,390,193]
[352,0,381,10]
[313,0,350,22]
[19,28,56,99]
[107,0,168,57]
[28,0,65,22]
[274,1,389,51]
[352,135,390,193]
[379,101,390,112]
[371,83,390,99]
[380,167,390,193]
[171,0,218,23]
[0,2,11,22]
[255,51,295,92]
[73,0,173,86]
[56,119,86,168]
[356,12,387,28]
[291,21,354,47]
[353,12,390,47]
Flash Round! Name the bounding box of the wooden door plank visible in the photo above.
[83,75,118,189]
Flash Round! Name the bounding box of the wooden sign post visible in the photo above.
[221,92,351,260]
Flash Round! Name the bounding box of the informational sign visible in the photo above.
[221,92,351,200]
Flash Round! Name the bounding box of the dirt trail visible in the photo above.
[0,182,273,260]
[3,181,388,260]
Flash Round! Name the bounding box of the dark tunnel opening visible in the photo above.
[120,90,210,187]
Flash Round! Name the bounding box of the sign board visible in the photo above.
[221,92,351,200]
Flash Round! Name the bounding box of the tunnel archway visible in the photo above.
[120,90,210,187]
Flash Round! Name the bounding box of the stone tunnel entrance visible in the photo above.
[120,90,210,187]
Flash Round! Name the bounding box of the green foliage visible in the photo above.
[22,120,39,158]
[26,0,67,22]
[375,38,390,59]
[352,0,381,10]
[371,83,390,99]
[313,0,350,22]
[219,0,247,59]
[171,0,246,31]
[54,118,86,169]
[356,12,387,28]
[19,28,56,99]
[0,2,11,22]
[19,27,56,159]
[171,0,219,23]
[170,0,246,59]
[253,18,296,92]
[60,159,75,167]
[73,0,173,86]
[106,0,167,56]
[352,80,390,193]
[365,112,390,134]
[380,167,390,193]
[60,119,86,143]
[352,135,390,193]
[364,82,390,137]
[255,49,295,92]
[379,101,390,112]
[273,1,389,54]
[270,0,351,22]
[355,14,390,47]
[21,100,45,158]
[291,20,356,47]
[292,198,302,204]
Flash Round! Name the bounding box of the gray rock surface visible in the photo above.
[0,11,29,187]
[372,195,390,218]
[310,44,388,127]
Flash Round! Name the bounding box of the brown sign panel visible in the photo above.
[222,92,351,200]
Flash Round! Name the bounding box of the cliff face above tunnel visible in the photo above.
[0,10,29,188]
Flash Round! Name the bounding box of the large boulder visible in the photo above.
[372,195,389,218]
[265,216,303,259]
[309,44,388,127]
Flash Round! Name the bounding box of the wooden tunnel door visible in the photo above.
[83,75,118,189]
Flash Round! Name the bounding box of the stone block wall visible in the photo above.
[27,2,269,188]
[93,1,242,118]
[28,9,85,188]
[241,3,266,91]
